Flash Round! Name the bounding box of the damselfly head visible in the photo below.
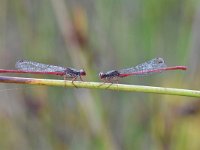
[80,69,86,76]
[99,72,105,79]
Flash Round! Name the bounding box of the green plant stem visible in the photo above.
[0,76,199,97]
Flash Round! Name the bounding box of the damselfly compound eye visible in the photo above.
[99,72,104,78]
[80,69,86,76]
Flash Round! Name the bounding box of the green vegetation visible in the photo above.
[0,0,199,149]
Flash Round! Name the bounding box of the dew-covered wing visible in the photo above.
[15,60,66,72]
[118,58,167,76]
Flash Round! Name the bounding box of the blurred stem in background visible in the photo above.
[50,0,117,149]
[188,5,200,85]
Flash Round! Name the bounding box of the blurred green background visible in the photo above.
[0,0,200,149]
